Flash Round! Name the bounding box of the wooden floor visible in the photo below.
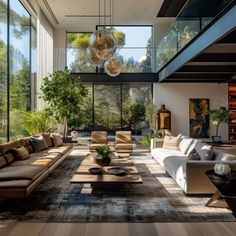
[0,222,236,236]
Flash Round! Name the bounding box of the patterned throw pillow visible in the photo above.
[42,133,53,147]
[195,141,213,161]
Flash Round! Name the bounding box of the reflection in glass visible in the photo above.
[9,0,31,140]
[0,0,8,143]
[94,84,121,132]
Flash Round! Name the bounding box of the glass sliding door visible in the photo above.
[9,0,31,140]
[0,0,8,143]
[94,84,121,133]
[122,83,152,135]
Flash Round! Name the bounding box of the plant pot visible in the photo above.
[95,155,111,166]
[212,135,221,143]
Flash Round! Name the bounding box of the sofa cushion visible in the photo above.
[214,150,236,161]
[3,153,15,164]
[0,179,32,189]
[51,134,63,147]
[0,140,21,154]
[152,148,187,167]
[188,152,201,160]
[11,146,30,160]
[179,137,193,154]
[42,133,53,147]
[0,156,7,169]
[31,135,48,152]
[186,139,199,156]
[162,134,182,150]
[115,143,133,150]
[0,165,46,181]
[195,142,213,160]
[19,137,34,154]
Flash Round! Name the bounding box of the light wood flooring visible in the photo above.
[0,222,236,236]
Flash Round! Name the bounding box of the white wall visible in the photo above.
[153,83,228,140]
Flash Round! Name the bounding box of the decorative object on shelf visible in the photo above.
[209,106,229,143]
[189,98,209,138]
[214,163,231,177]
[71,130,79,139]
[95,144,112,166]
[157,105,171,137]
[104,54,123,77]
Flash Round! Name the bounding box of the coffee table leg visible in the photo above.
[206,190,222,207]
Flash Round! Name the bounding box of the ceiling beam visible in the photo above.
[192,53,236,62]
[177,65,236,73]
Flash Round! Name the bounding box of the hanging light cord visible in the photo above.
[99,0,100,26]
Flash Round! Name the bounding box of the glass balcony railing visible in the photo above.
[156,0,234,72]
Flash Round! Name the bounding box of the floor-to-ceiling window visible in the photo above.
[0,0,34,142]
[0,0,8,143]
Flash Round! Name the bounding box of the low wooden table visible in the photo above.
[70,154,143,189]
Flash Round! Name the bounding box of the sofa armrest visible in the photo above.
[185,160,236,194]
[150,138,164,150]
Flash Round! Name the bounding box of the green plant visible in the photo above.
[140,133,155,148]
[12,109,56,135]
[40,69,88,137]
[145,100,158,134]
[96,144,112,158]
[209,107,229,136]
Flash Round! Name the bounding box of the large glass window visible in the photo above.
[0,0,33,142]
[66,26,153,73]
[0,0,8,143]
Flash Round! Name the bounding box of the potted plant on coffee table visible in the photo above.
[95,144,112,166]
[209,107,229,143]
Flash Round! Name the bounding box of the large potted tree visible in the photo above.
[209,106,229,143]
[40,69,88,140]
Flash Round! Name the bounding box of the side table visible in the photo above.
[205,170,236,213]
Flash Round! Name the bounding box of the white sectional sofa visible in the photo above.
[151,136,236,195]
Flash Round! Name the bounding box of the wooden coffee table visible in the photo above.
[70,154,142,189]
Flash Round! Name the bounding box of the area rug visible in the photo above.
[0,151,235,223]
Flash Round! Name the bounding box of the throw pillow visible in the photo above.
[3,152,15,164]
[51,134,63,147]
[179,137,193,154]
[188,152,201,160]
[0,156,7,168]
[162,134,182,150]
[42,133,53,147]
[30,135,48,152]
[195,142,213,161]
[11,146,30,160]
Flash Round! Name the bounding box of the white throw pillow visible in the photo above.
[179,137,193,154]
[162,134,182,150]
[195,142,213,160]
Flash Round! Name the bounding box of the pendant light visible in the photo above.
[89,0,117,61]
[104,54,123,77]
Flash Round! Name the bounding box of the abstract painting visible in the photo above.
[189,98,209,138]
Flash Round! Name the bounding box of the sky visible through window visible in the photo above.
[66,26,152,71]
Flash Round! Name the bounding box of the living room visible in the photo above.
[0,0,236,235]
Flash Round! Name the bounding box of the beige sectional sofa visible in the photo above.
[0,136,73,199]
[151,136,236,195]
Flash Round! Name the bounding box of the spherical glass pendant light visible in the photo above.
[89,29,117,60]
[104,54,123,77]
[86,48,104,65]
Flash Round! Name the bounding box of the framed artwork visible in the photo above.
[189,98,209,138]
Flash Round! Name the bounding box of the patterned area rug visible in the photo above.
[0,150,235,223]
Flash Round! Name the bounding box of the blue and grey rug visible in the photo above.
[0,153,235,222]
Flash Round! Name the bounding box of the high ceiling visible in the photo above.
[38,0,166,31]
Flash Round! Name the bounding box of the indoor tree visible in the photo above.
[40,69,88,137]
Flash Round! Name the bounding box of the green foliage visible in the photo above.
[129,103,146,128]
[11,109,56,136]
[145,100,158,132]
[209,107,229,136]
[140,133,155,148]
[209,107,229,126]
[96,144,112,157]
[40,69,88,136]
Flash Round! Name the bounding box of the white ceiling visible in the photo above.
[38,0,168,32]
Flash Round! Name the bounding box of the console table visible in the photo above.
[205,170,236,213]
